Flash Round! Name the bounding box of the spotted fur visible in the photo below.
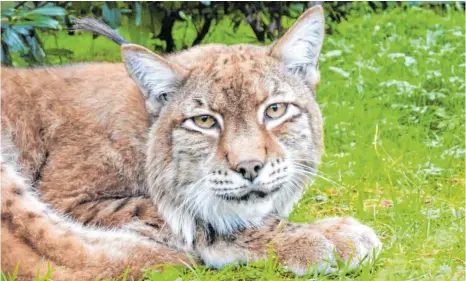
[0,136,192,280]
[1,6,381,280]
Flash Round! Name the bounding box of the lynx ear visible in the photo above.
[270,6,325,89]
[121,44,188,115]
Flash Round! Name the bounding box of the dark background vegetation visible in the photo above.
[1,1,463,66]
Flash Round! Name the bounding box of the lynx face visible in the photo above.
[122,7,325,244]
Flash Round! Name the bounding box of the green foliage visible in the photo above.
[2,1,318,65]
[1,264,19,281]
[1,2,464,281]
[3,2,460,67]
[1,263,56,281]
[1,2,65,65]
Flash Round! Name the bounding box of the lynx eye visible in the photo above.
[192,115,217,129]
[265,103,288,119]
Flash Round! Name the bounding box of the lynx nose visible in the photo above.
[235,160,263,181]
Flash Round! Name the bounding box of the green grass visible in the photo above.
[3,3,465,281]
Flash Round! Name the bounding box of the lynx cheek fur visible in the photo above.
[2,6,381,280]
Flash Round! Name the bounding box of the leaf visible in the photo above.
[25,6,66,17]
[135,2,142,26]
[290,3,305,13]
[1,42,12,66]
[2,28,28,53]
[45,48,74,58]
[102,3,122,28]
[16,15,61,29]
[120,8,132,14]
[31,17,61,29]
[179,11,189,21]
[259,11,270,26]
[1,8,15,18]
[13,26,32,36]
[25,35,46,62]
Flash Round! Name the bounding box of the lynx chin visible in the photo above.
[1,6,381,281]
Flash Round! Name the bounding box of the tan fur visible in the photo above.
[1,154,191,280]
[1,6,381,279]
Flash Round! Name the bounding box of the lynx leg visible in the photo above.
[1,158,192,281]
[195,217,381,275]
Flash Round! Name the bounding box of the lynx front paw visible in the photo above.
[281,217,381,275]
[313,217,382,269]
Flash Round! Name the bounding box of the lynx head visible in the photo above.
[122,6,325,245]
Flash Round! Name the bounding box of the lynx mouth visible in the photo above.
[216,184,282,202]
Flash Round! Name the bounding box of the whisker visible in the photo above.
[296,167,342,186]
[291,162,342,184]
[281,181,295,197]
[175,174,211,213]
[192,185,214,217]
[294,168,344,190]
[289,176,306,189]
[287,158,327,166]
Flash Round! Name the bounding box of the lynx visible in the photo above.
[1,6,381,280]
